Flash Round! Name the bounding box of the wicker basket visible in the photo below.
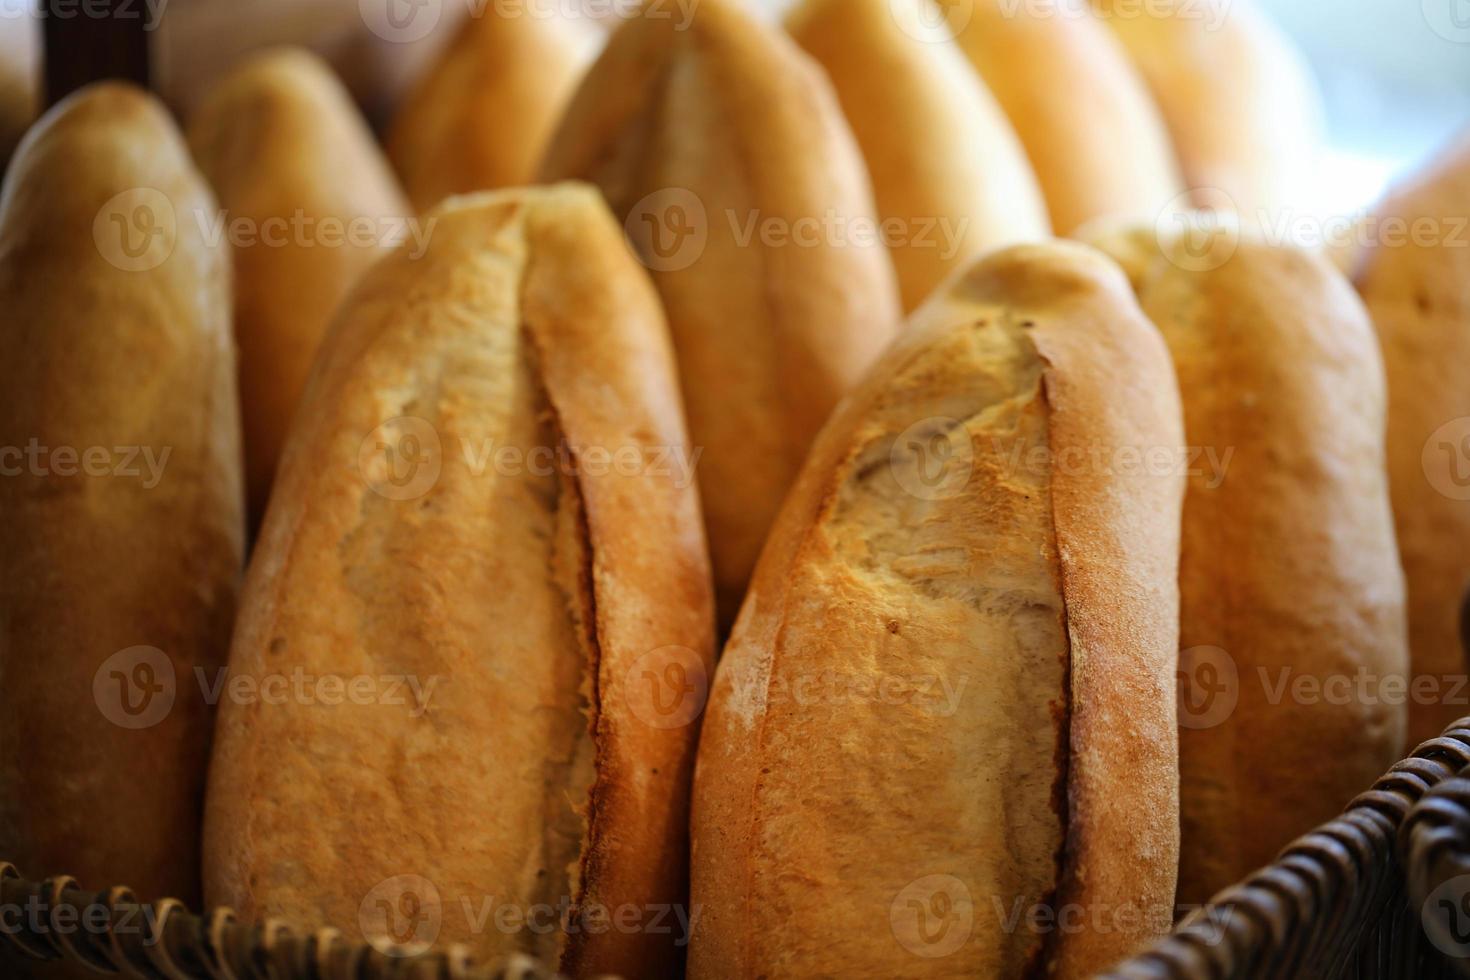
[3,724,1469,978]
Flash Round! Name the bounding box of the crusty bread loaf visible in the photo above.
[690,241,1184,977]
[1089,226,1407,906]
[1351,132,1470,747]
[388,8,600,212]
[202,183,715,977]
[946,0,1182,235]
[541,0,902,623]
[785,0,1050,311]
[0,84,243,904]
[1091,0,1323,225]
[188,47,409,527]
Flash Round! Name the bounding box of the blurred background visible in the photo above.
[0,0,1467,217]
[1264,0,1470,215]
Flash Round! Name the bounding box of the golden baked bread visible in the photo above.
[786,0,1050,311]
[690,241,1184,977]
[0,83,243,904]
[1089,225,1408,906]
[1350,132,1470,747]
[542,0,902,623]
[202,183,715,977]
[0,11,36,172]
[946,0,1182,235]
[1091,0,1323,225]
[188,47,410,527]
[388,8,600,212]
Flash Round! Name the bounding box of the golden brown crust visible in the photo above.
[1353,132,1470,747]
[0,83,243,904]
[689,241,1182,977]
[785,0,1050,311]
[388,10,600,212]
[947,0,1182,236]
[188,46,410,528]
[1091,0,1321,224]
[1090,227,1408,906]
[541,0,902,624]
[201,183,714,977]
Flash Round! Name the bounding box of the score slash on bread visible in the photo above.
[388,7,600,213]
[541,0,902,623]
[1089,226,1408,906]
[1350,132,1470,747]
[690,242,1185,978]
[945,0,1183,235]
[786,0,1050,312]
[0,84,244,905]
[201,184,715,978]
[188,47,410,527]
[1090,0,1323,225]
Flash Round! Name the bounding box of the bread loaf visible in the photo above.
[188,48,409,527]
[1350,133,1470,747]
[1090,0,1323,225]
[0,83,243,904]
[690,241,1184,977]
[0,10,35,171]
[202,183,714,977]
[945,0,1182,235]
[388,8,600,212]
[1089,225,1407,905]
[542,0,902,622]
[786,0,1050,311]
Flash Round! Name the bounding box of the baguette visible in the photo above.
[945,0,1183,235]
[202,183,715,977]
[786,0,1050,311]
[188,47,410,527]
[1091,0,1323,225]
[1088,225,1407,905]
[1350,133,1470,747]
[690,241,1184,977]
[0,84,243,904]
[541,0,902,623]
[388,8,601,212]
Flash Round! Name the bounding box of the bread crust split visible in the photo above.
[786,0,1051,312]
[188,47,411,529]
[690,241,1184,978]
[1351,132,1470,747]
[202,182,715,978]
[946,0,1183,236]
[1088,225,1408,905]
[541,0,903,625]
[0,83,244,907]
[1090,0,1323,227]
[388,8,602,212]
